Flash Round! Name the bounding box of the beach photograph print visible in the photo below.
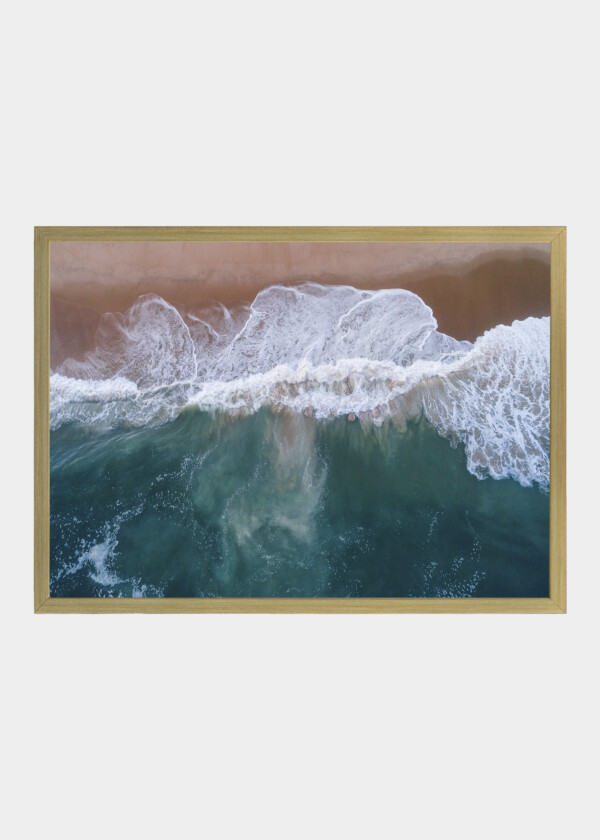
[49,239,551,600]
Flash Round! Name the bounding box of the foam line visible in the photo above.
[51,283,550,488]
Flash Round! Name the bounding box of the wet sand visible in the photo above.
[50,241,550,367]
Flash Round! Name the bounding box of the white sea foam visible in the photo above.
[62,527,122,586]
[421,316,550,489]
[60,294,198,387]
[51,283,550,488]
[50,372,192,429]
[51,502,161,594]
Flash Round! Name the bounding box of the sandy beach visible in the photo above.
[50,241,550,366]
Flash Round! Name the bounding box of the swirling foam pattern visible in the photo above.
[51,283,550,489]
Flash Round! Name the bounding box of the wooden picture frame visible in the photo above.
[35,226,566,613]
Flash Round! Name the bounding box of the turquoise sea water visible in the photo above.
[50,408,549,598]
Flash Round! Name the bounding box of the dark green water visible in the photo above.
[50,408,549,598]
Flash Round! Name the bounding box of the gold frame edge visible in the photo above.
[34,226,566,614]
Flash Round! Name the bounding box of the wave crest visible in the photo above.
[51,283,550,488]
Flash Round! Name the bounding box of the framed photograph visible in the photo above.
[34,227,566,613]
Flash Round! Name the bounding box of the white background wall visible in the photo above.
[2,2,597,838]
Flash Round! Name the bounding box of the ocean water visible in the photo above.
[50,283,550,598]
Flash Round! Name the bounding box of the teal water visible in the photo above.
[50,408,549,598]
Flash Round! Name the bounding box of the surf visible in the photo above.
[50,282,550,489]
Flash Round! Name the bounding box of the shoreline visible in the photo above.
[50,243,550,367]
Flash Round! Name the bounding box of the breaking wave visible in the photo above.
[50,283,550,489]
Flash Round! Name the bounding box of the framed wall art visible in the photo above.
[34,227,566,613]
